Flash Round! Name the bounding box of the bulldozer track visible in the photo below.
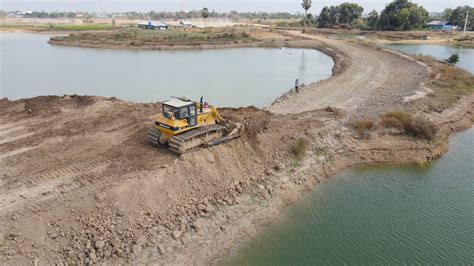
[0,112,172,216]
[168,124,227,154]
[0,149,162,216]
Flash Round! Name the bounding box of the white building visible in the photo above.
[179,20,193,28]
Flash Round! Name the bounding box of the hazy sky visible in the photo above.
[1,0,472,13]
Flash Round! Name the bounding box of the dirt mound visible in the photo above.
[0,96,280,264]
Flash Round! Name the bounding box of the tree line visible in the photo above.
[2,10,303,20]
[303,0,472,31]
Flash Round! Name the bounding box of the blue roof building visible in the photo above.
[138,21,169,30]
[427,21,456,31]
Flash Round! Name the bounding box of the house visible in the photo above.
[180,20,193,28]
[137,21,169,30]
[427,21,456,31]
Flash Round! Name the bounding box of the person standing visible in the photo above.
[295,78,300,93]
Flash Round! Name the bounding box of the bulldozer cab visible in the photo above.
[162,99,197,127]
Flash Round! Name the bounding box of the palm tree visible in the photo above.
[202,7,209,28]
[301,0,312,33]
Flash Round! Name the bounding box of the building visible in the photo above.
[137,21,169,30]
[180,20,193,28]
[427,21,456,31]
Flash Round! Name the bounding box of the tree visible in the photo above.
[338,2,364,26]
[447,54,460,65]
[301,13,317,27]
[442,8,454,21]
[329,6,341,26]
[379,0,428,31]
[317,7,333,28]
[367,10,379,30]
[301,0,312,33]
[201,7,209,28]
[317,3,363,29]
[449,6,473,31]
[149,11,159,20]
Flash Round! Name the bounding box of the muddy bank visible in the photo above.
[47,37,271,51]
[0,33,473,265]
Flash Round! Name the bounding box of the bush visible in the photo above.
[292,137,309,160]
[446,54,460,65]
[353,120,375,137]
[381,116,403,129]
[404,118,438,141]
[381,111,437,140]
[383,111,412,125]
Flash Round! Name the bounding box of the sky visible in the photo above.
[1,0,472,13]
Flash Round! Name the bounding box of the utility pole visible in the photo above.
[463,11,469,36]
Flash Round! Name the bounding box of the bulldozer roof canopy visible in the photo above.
[162,99,194,108]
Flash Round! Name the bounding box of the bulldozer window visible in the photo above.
[179,107,189,118]
[163,105,177,118]
[189,105,196,116]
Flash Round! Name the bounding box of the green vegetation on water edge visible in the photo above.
[50,28,257,46]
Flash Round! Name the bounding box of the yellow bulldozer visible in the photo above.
[147,96,244,154]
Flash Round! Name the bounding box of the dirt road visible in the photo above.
[269,31,430,116]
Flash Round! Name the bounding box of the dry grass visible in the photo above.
[416,56,474,110]
[51,27,257,46]
[381,111,437,140]
[292,137,309,160]
[353,120,375,138]
[381,111,412,128]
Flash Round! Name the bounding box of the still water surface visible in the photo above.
[385,44,474,73]
[228,44,474,265]
[228,127,474,265]
[0,32,333,107]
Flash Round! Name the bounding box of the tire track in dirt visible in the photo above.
[0,97,175,218]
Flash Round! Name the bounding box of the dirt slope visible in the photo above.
[0,96,173,218]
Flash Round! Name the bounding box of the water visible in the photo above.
[228,128,474,265]
[0,32,333,107]
[385,44,474,73]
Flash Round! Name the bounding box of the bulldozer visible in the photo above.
[147,96,244,154]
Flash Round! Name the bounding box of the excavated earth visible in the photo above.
[0,32,473,265]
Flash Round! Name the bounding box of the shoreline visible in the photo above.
[0,30,473,265]
[153,91,473,265]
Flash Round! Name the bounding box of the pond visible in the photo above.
[227,127,474,265]
[0,32,333,107]
[384,44,474,73]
